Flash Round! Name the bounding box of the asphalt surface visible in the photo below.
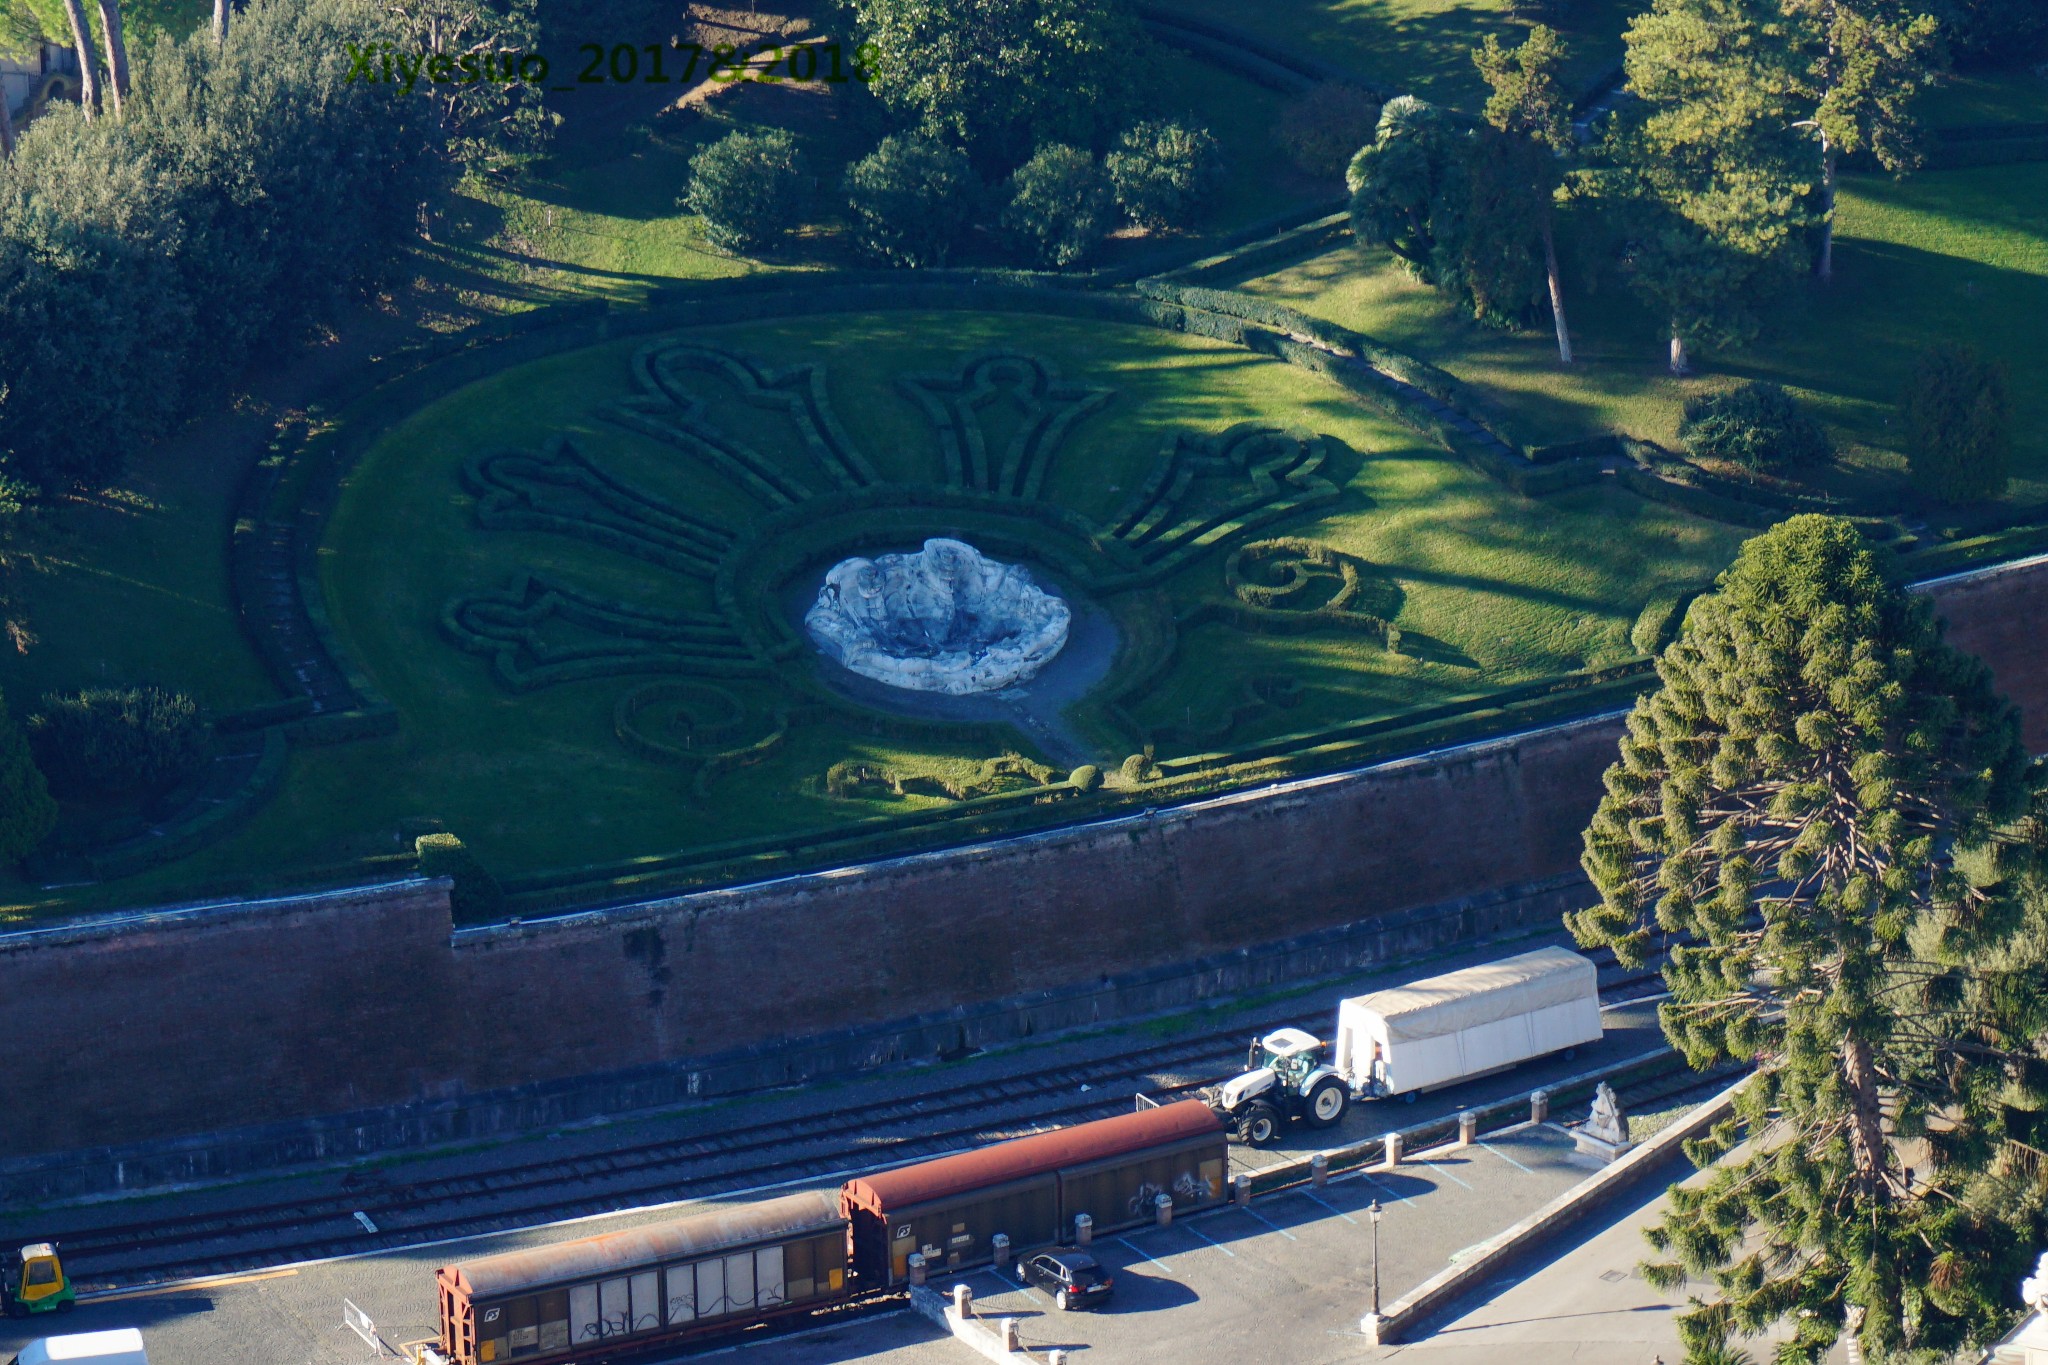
[0,927,1684,1364]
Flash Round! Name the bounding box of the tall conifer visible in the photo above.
[1569,516,2048,1360]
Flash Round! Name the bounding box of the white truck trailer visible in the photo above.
[8,1330,150,1365]
[1333,945,1602,1100]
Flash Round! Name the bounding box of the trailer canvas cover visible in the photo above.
[1337,946,1600,1094]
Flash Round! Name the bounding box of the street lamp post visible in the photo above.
[1370,1199,1382,1316]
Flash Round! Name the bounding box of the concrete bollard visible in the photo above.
[998,1318,1018,1350]
[953,1283,972,1318]
[1154,1192,1174,1228]
[1049,1353,1067,1365]
[1459,1111,1477,1146]
[1311,1153,1329,1187]
[907,1252,926,1287]
[1384,1131,1403,1167]
[1531,1089,1550,1124]
[1361,1310,1385,1345]
[1232,1173,1252,1206]
[992,1232,1010,1269]
[1074,1212,1093,1246]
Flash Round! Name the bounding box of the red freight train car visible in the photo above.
[841,1100,1227,1286]
[430,1100,1227,1363]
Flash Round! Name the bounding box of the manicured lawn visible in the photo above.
[1919,65,2048,128]
[1167,0,1638,111]
[1232,163,2048,505]
[113,309,1743,886]
[0,454,279,723]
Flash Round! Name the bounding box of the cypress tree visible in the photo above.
[1568,515,2047,1360]
[0,686,54,865]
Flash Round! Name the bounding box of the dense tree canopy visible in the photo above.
[0,0,519,491]
[851,0,1147,168]
[843,134,980,266]
[1568,516,2048,1360]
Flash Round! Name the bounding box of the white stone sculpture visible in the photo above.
[805,538,1070,695]
[2024,1251,2048,1311]
[1572,1080,1636,1165]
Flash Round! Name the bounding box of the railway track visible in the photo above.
[49,958,1677,1292]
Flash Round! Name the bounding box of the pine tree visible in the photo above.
[1568,515,2047,1360]
[1473,24,1577,363]
[1784,0,1941,281]
[1606,0,1816,371]
[0,686,54,865]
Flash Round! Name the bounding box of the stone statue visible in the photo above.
[1585,1082,1628,1145]
[2024,1251,2048,1311]
[1572,1080,1635,1165]
[805,538,1071,695]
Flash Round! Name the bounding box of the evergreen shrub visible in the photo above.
[1001,144,1112,268]
[1905,342,2012,502]
[1106,120,1220,231]
[1275,82,1383,179]
[415,831,506,921]
[684,129,812,252]
[844,135,981,267]
[28,686,210,799]
[1678,382,1832,474]
[1068,764,1102,792]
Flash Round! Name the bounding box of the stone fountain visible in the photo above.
[804,538,1071,695]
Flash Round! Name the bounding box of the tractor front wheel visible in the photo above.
[1238,1102,1282,1145]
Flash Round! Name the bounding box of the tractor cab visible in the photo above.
[1249,1027,1327,1079]
[5,1244,75,1317]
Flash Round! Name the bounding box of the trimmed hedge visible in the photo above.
[416,831,506,921]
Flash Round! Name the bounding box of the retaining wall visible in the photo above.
[0,555,2041,1183]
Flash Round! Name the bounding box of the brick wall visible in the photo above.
[0,555,2037,1160]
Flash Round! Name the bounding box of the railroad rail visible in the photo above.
[40,956,1677,1292]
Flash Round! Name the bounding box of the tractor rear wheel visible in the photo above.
[1238,1101,1282,1145]
[1305,1077,1348,1127]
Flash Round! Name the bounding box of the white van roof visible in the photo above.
[1341,946,1596,1042]
[13,1328,148,1365]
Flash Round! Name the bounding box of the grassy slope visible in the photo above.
[1919,65,2048,127]
[1234,163,2048,502]
[0,457,278,721]
[1164,0,1638,111]
[113,311,1740,886]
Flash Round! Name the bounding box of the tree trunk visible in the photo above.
[1541,213,1573,365]
[0,89,14,158]
[1842,1036,1890,1199]
[95,0,129,116]
[59,0,99,121]
[1668,325,1689,376]
[1816,139,1838,283]
[212,0,228,44]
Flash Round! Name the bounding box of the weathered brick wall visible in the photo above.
[0,881,459,1154]
[0,555,2038,1159]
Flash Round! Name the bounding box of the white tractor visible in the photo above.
[1201,1027,1349,1144]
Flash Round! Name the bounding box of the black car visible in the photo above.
[1015,1249,1114,1310]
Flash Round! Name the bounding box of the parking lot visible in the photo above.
[695,1120,1627,1365]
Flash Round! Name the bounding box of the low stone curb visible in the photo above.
[908,1284,1031,1363]
[1365,1072,1750,1344]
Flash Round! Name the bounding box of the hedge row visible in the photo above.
[496,668,1659,917]
[1135,4,1395,99]
[78,729,289,882]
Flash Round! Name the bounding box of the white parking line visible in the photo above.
[1184,1223,1238,1258]
[1117,1236,1175,1274]
[1359,1171,1416,1209]
[1240,1206,1299,1241]
[1298,1189,1358,1225]
[1417,1160,1472,1190]
[1479,1140,1535,1174]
